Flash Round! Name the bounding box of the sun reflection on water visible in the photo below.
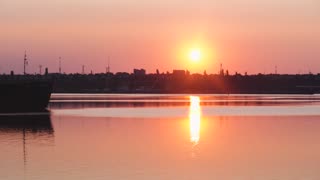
[189,96,201,145]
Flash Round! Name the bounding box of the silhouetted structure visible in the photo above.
[0,78,53,113]
[59,57,62,74]
[133,69,146,76]
[82,65,85,74]
[106,57,110,73]
[39,65,42,75]
[172,70,185,77]
[23,51,28,75]
[1,71,320,94]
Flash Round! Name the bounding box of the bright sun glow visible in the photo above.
[189,49,201,62]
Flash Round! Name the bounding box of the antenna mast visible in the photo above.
[219,63,223,75]
[23,51,28,75]
[106,56,110,73]
[59,57,62,74]
[39,65,42,75]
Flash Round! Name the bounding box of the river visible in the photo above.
[1,94,320,179]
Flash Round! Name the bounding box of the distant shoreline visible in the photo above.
[1,73,320,94]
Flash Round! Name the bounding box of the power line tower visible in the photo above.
[39,65,43,75]
[23,51,28,75]
[82,65,84,74]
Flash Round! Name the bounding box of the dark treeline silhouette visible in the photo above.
[1,70,320,94]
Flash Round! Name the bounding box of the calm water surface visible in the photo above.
[1,94,320,180]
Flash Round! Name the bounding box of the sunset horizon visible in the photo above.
[1,0,320,74]
[1,1,320,180]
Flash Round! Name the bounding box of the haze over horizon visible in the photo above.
[1,0,320,74]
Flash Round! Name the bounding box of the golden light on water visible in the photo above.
[189,96,201,145]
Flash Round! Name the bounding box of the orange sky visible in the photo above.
[1,0,320,74]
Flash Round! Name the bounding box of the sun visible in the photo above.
[189,49,201,62]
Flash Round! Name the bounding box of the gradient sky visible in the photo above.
[1,0,319,74]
